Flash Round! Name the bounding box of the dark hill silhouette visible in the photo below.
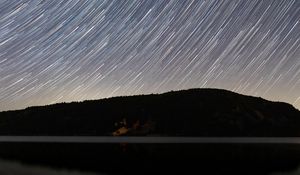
[1,89,300,175]
[0,88,299,136]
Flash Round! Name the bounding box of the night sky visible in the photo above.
[0,0,299,111]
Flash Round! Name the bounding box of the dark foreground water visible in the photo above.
[1,137,300,175]
[0,159,99,175]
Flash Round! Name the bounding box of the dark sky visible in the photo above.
[0,0,299,111]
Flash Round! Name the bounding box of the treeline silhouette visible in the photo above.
[0,88,299,136]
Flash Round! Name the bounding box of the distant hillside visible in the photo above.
[0,88,299,136]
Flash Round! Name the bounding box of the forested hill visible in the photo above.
[0,88,299,136]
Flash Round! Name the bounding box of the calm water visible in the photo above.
[0,136,300,143]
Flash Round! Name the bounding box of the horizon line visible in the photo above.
[1,136,300,144]
[1,87,299,112]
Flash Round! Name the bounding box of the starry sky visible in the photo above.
[0,0,299,111]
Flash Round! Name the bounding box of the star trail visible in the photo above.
[0,0,299,111]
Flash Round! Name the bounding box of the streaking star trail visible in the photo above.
[0,0,299,111]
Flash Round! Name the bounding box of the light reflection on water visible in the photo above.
[1,136,300,143]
